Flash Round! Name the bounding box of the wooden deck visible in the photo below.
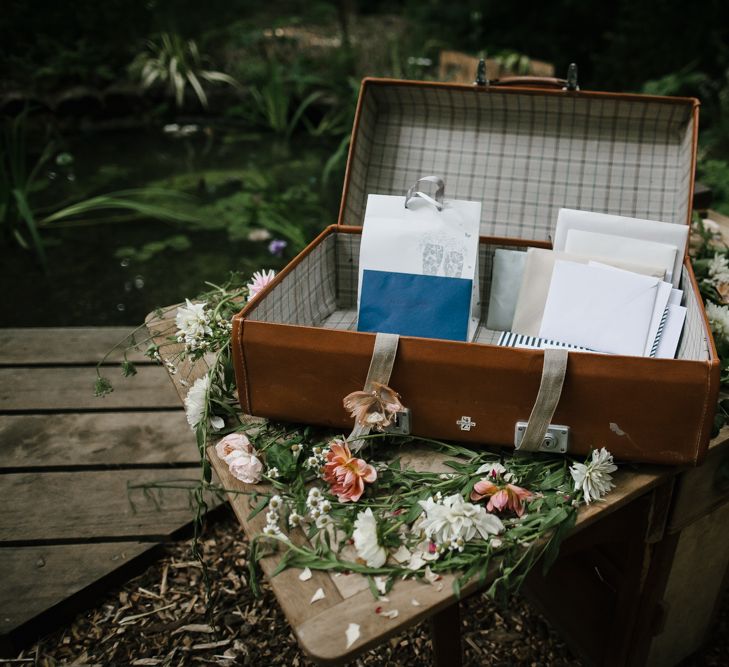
[0,327,212,656]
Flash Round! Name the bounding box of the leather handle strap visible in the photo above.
[349,332,400,451]
[490,76,567,89]
[518,348,569,452]
[405,175,445,211]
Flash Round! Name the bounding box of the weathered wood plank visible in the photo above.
[0,366,181,412]
[145,313,210,405]
[646,501,729,666]
[0,327,150,365]
[1,469,212,542]
[0,412,197,468]
[0,542,153,638]
[208,446,344,629]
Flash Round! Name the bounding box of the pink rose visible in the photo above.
[215,433,252,464]
[229,451,264,484]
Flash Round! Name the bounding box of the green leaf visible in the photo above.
[94,376,114,397]
[248,495,269,521]
[12,188,46,269]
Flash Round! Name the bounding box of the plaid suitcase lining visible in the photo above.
[246,232,709,362]
[344,86,694,243]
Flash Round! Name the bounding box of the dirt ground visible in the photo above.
[8,506,729,666]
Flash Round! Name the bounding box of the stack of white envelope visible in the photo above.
[486,208,689,358]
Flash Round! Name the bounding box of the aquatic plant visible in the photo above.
[130,33,240,109]
[0,110,203,269]
[248,62,323,137]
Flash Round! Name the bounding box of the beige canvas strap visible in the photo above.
[518,348,569,452]
[349,333,400,451]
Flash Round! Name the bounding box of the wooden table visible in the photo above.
[147,311,729,667]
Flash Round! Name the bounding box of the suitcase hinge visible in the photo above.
[474,56,489,87]
[563,63,579,91]
[514,422,569,453]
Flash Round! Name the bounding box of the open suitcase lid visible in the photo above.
[337,77,700,253]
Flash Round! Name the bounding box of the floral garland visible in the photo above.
[95,267,624,604]
[689,214,729,430]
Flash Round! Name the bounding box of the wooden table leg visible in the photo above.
[430,602,462,667]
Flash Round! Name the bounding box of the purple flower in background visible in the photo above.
[268,239,287,257]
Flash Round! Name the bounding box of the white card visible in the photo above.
[486,249,527,331]
[566,229,677,284]
[539,261,659,356]
[655,305,687,359]
[554,208,688,288]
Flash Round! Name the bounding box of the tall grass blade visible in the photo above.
[12,188,47,268]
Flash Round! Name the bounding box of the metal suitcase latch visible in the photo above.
[514,422,569,453]
[386,409,411,435]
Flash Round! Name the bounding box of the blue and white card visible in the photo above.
[357,192,481,342]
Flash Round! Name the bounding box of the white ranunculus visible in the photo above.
[706,302,729,340]
[184,375,210,429]
[570,447,617,504]
[175,299,212,348]
[352,508,387,568]
[708,253,729,285]
[418,493,504,545]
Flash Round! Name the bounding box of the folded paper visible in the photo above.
[565,229,677,284]
[512,248,665,337]
[497,331,591,352]
[539,261,659,356]
[655,304,687,359]
[357,192,481,342]
[553,208,688,288]
[486,249,527,331]
[588,261,673,357]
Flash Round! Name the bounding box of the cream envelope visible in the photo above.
[511,248,665,337]
[553,208,688,288]
[539,261,660,356]
[565,229,677,285]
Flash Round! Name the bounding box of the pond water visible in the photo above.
[0,125,340,327]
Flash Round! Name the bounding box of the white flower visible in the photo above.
[706,302,729,340]
[247,270,276,301]
[315,514,333,529]
[267,467,280,479]
[708,253,729,285]
[352,508,387,568]
[288,512,302,528]
[184,375,210,429]
[291,443,302,459]
[265,510,279,526]
[418,494,504,545]
[306,487,322,505]
[570,448,617,504]
[476,462,507,477]
[175,299,212,350]
[268,495,283,510]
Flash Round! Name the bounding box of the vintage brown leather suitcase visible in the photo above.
[232,77,720,465]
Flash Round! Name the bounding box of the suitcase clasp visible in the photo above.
[514,422,569,454]
[386,408,412,435]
